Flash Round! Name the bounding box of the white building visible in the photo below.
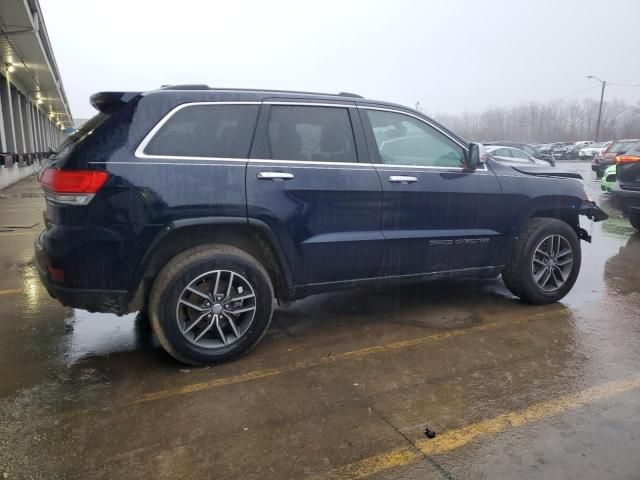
[0,0,73,188]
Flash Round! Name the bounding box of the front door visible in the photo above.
[246,102,384,286]
[360,106,505,276]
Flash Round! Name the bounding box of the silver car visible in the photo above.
[486,146,551,166]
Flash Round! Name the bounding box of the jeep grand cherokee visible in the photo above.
[35,86,608,365]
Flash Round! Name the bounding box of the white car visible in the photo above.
[486,146,550,166]
[579,141,610,159]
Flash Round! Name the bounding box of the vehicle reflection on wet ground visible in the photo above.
[1,162,639,479]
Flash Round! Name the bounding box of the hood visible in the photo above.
[509,164,582,179]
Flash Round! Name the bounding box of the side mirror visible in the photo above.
[465,143,485,171]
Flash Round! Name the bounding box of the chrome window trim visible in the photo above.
[264,101,355,108]
[89,161,246,167]
[249,158,364,167]
[135,101,262,160]
[134,100,488,172]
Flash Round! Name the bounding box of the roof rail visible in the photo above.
[338,92,364,98]
[160,84,210,90]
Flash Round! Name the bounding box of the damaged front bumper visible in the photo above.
[579,200,609,222]
[577,200,609,242]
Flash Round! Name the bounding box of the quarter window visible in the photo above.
[144,104,259,158]
[267,106,356,162]
[366,110,464,168]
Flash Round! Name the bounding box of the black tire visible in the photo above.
[502,218,581,305]
[630,213,640,231]
[148,244,274,365]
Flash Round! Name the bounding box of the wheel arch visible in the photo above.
[501,197,585,265]
[521,195,584,237]
[128,217,294,312]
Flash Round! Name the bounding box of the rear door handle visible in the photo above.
[257,172,295,181]
[388,175,418,184]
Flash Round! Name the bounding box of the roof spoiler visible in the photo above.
[90,91,141,114]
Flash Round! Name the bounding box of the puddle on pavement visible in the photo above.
[62,310,143,364]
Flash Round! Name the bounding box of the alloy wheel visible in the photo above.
[531,235,574,292]
[176,270,256,348]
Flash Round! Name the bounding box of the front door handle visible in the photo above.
[388,175,418,184]
[257,172,295,181]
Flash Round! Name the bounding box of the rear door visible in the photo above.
[360,105,505,275]
[246,100,383,286]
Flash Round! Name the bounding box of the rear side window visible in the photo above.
[266,105,356,162]
[143,104,259,158]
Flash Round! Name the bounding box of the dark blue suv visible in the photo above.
[35,86,608,365]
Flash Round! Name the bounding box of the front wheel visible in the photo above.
[148,244,274,365]
[630,213,640,231]
[502,218,581,304]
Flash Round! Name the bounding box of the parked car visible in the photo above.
[485,146,550,165]
[35,86,608,365]
[558,144,584,160]
[601,165,617,193]
[483,141,555,166]
[610,141,640,230]
[580,141,610,160]
[550,142,573,157]
[593,139,639,177]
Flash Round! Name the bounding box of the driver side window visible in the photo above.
[366,109,464,168]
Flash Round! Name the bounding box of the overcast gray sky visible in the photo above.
[41,0,640,119]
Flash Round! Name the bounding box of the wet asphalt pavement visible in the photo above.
[1,162,639,479]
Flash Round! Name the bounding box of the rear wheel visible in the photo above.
[503,218,581,304]
[630,213,640,231]
[149,244,274,365]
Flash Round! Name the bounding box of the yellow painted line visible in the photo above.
[334,448,420,480]
[0,231,38,237]
[133,308,564,404]
[331,374,640,480]
[0,288,21,296]
[0,208,43,212]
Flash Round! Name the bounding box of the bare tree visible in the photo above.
[430,98,640,142]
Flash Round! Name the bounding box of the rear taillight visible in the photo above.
[616,155,640,165]
[40,168,108,205]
